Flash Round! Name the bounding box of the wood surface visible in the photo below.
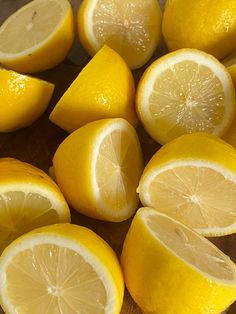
[0,1,236,313]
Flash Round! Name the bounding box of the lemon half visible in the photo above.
[0,0,74,73]
[0,223,124,314]
[121,207,236,314]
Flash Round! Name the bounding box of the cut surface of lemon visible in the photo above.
[0,68,54,132]
[136,49,235,144]
[50,45,137,132]
[121,207,236,314]
[0,0,74,73]
[53,118,143,222]
[77,0,162,69]
[138,133,236,236]
[0,223,124,314]
[0,158,70,253]
[162,0,236,60]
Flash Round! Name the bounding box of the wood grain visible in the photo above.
[0,1,235,313]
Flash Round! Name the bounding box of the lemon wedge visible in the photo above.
[77,0,162,69]
[0,68,54,132]
[121,207,236,314]
[138,133,236,236]
[53,118,143,222]
[0,158,70,253]
[136,49,235,144]
[0,223,124,314]
[49,45,137,132]
[0,0,74,73]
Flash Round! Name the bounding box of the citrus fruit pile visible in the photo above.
[1,0,236,313]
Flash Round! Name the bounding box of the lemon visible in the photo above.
[53,118,143,222]
[0,68,54,132]
[0,0,74,73]
[223,51,236,89]
[136,49,235,144]
[162,0,236,60]
[121,207,236,314]
[0,158,70,253]
[137,133,236,237]
[77,0,162,69]
[0,223,124,314]
[50,45,137,132]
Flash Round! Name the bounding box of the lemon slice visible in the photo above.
[53,118,143,222]
[0,68,54,132]
[77,0,162,69]
[137,133,236,236]
[0,158,70,253]
[49,45,137,132]
[136,48,235,144]
[0,0,74,73]
[121,207,236,314]
[0,223,124,314]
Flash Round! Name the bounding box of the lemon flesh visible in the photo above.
[0,158,70,253]
[138,133,236,236]
[78,0,162,69]
[121,207,236,314]
[53,118,143,222]
[136,49,235,144]
[0,224,124,314]
[0,0,74,73]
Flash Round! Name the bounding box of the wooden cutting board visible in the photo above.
[0,1,236,313]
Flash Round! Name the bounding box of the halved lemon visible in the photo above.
[53,118,143,222]
[77,0,162,69]
[137,132,236,236]
[136,48,235,144]
[0,223,124,314]
[121,207,236,314]
[0,0,74,73]
[0,158,70,253]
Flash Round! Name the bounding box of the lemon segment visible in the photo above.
[138,133,236,236]
[0,0,74,73]
[121,207,236,314]
[0,223,124,314]
[77,0,162,69]
[50,45,137,132]
[136,49,235,144]
[0,69,54,132]
[0,158,70,253]
[162,0,236,60]
[53,118,143,222]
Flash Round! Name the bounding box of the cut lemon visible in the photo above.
[0,68,54,132]
[0,223,124,314]
[53,118,143,222]
[137,133,236,236]
[0,0,74,73]
[50,45,137,132]
[162,0,236,60]
[77,0,162,69]
[136,48,236,144]
[0,158,70,253]
[121,207,236,314]
[223,51,236,89]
